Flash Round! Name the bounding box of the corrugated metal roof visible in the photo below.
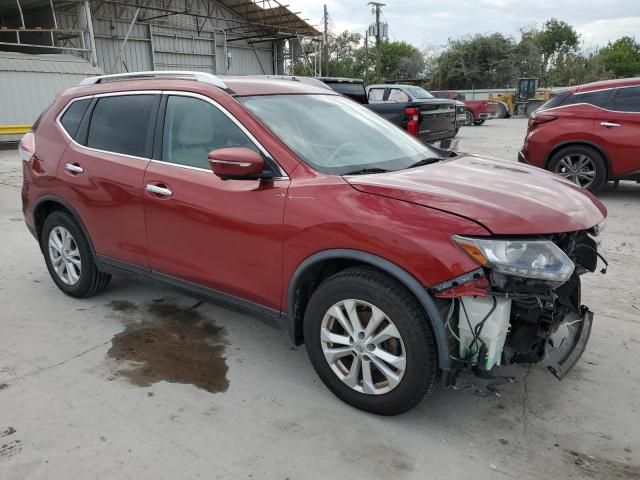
[0,52,103,75]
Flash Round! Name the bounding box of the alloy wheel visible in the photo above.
[554,154,597,189]
[48,226,82,285]
[320,299,406,395]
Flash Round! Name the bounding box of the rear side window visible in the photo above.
[87,95,157,157]
[612,86,640,112]
[60,98,91,139]
[368,88,385,102]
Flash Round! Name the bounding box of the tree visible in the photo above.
[598,37,640,77]
[429,33,517,89]
[534,18,579,68]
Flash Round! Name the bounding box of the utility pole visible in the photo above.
[364,30,369,79]
[323,4,329,76]
[368,2,385,83]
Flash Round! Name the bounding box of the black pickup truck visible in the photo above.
[315,77,457,147]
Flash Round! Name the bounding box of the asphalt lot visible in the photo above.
[1,119,639,479]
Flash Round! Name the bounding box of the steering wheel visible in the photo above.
[326,142,358,165]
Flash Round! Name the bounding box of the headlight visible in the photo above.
[453,236,575,282]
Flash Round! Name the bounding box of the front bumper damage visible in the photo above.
[432,230,605,385]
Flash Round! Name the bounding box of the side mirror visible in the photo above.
[208,147,264,180]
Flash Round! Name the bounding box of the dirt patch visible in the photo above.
[108,300,139,312]
[107,299,229,393]
[567,450,640,479]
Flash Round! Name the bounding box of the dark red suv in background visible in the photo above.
[21,71,607,415]
[519,77,640,192]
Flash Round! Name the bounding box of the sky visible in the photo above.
[291,0,640,50]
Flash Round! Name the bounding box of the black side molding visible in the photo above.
[96,255,283,329]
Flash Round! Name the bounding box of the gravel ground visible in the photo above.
[0,119,639,479]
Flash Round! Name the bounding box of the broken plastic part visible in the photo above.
[542,306,593,380]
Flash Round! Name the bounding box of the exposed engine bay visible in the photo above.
[432,228,607,384]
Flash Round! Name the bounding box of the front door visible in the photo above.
[143,93,289,311]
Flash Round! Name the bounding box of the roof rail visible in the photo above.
[253,75,333,91]
[79,70,227,89]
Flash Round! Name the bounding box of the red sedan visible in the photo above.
[519,77,640,192]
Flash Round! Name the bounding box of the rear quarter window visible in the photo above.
[573,89,612,108]
[59,98,92,139]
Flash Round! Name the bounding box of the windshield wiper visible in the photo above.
[406,157,442,169]
[343,168,389,175]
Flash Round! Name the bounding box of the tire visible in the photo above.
[41,211,111,298]
[548,145,607,193]
[473,119,486,126]
[464,109,474,126]
[497,103,508,118]
[303,267,438,415]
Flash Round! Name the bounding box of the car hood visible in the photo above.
[345,154,607,235]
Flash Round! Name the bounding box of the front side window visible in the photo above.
[612,86,640,112]
[162,95,258,169]
[60,98,91,139]
[240,94,436,175]
[87,95,157,157]
[388,89,410,103]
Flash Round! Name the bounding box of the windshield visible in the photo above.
[240,94,437,175]
[403,86,434,99]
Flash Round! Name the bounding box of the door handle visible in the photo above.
[64,162,84,174]
[600,121,621,128]
[146,184,173,197]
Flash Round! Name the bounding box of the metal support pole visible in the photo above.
[323,4,328,76]
[112,7,140,72]
[16,0,25,29]
[82,1,99,67]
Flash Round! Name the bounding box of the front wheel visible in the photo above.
[473,119,486,126]
[464,110,474,126]
[548,145,607,193]
[303,267,438,415]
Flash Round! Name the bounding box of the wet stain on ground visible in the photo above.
[566,450,640,479]
[108,300,139,312]
[107,299,229,393]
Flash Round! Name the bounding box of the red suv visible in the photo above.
[21,71,607,415]
[519,77,640,192]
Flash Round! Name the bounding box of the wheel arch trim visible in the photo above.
[286,249,452,371]
[33,194,96,256]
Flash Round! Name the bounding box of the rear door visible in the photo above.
[58,92,160,268]
[142,92,289,311]
[593,86,640,176]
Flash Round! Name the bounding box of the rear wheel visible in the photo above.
[473,119,486,126]
[303,267,438,415]
[548,145,607,193]
[41,211,111,298]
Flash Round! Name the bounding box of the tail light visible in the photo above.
[528,113,557,129]
[18,132,35,162]
[404,107,420,136]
